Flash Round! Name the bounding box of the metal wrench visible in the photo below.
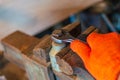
[51,26,98,43]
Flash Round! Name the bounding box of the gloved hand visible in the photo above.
[70,32,120,80]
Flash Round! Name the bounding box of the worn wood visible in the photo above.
[1,31,40,69]
[1,31,55,80]
[0,51,28,80]
[1,31,40,56]
[63,51,84,68]
[54,68,94,80]
[33,35,52,64]
[56,46,70,59]
[56,56,73,75]
[54,71,77,80]
[62,22,81,37]
[56,50,84,75]
[0,62,28,80]
[23,55,55,80]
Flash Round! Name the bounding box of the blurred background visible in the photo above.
[0,0,120,80]
[0,0,119,39]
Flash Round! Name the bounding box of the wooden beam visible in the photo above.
[1,31,55,80]
[33,35,52,64]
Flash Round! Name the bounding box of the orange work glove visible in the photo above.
[70,32,120,80]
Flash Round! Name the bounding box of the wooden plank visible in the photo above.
[56,55,73,75]
[62,22,81,37]
[1,31,40,69]
[0,51,28,80]
[23,55,55,80]
[1,31,55,80]
[1,31,40,56]
[56,48,85,75]
[63,51,84,68]
[0,62,28,80]
[54,71,76,80]
[0,50,3,59]
[56,46,70,59]
[33,35,52,64]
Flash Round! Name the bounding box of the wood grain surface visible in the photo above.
[1,31,55,80]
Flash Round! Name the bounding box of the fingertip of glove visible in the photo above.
[70,39,81,51]
[70,39,90,63]
[70,39,89,52]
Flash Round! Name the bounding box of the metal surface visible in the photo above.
[52,29,75,43]
[52,26,97,43]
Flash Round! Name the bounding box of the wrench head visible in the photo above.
[51,29,75,43]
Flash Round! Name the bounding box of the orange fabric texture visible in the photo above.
[70,32,120,80]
